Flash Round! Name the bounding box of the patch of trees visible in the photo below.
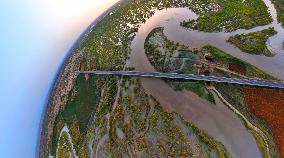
[227,27,277,57]
[182,0,273,32]
[272,0,284,27]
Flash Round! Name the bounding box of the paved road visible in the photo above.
[77,71,284,89]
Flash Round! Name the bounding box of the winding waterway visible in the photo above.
[129,0,283,158]
[164,0,284,79]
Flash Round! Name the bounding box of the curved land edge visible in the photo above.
[39,0,283,157]
[208,87,270,158]
[143,27,279,157]
[37,1,124,157]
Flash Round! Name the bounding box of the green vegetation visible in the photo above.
[202,45,277,80]
[52,0,199,155]
[144,26,278,157]
[49,0,281,157]
[93,76,117,120]
[51,74,99,154]
[181,117,232,158]
[272,0,284,27]
[57,132,73,158]
[145,28,215,103]
[214,82,279,158]
[82,0,196,71]
[167,79,215,104]
[201,44,280,157]
[61,75,98,132]
[88,77,231,157]
[181,0,273,32]
[227,27,277,57]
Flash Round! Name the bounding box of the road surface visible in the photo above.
[77,71,284,89]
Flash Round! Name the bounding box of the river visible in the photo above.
[129,0,283,158]
[163,0,284,79]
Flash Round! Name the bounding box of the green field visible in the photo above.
[51,74,99,154]
[61,75,98,132]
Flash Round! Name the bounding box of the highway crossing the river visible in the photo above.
[77,71,284,89]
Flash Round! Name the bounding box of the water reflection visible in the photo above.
[129,1,284,156]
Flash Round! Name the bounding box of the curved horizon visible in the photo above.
[36,1,121,157]
[0,1,118,157]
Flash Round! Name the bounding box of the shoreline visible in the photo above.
[36,1,123,157]
[37,0,283,157]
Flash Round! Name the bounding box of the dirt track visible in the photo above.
[245,87,284,157]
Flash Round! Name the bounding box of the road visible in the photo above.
[77,71,284,89]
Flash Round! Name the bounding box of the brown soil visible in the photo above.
[244,87,284,157]
[90,63,96,70]
[228,63,246,75]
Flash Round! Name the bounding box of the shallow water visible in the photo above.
[165,0,284,79]
[129,0,284,156]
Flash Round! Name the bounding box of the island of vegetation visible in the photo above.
[41,0,235,157]
[40,0,284,157]
[227,27,277,57]
[181,0,272,32]
[144,27,280,158]
[272,0,284,27]
[144,27,216,103]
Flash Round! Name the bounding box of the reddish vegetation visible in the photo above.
[85,74,89,81]
[81,63,85,71]
[245,87,284,157]
[228,63,246,75]
[81,63,89,80]
[90,63,96,70]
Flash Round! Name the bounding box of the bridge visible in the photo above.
[77,71,284,89]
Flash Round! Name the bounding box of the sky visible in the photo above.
[0,0,118,157]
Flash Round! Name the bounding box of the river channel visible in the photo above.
[129,0,283,158]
